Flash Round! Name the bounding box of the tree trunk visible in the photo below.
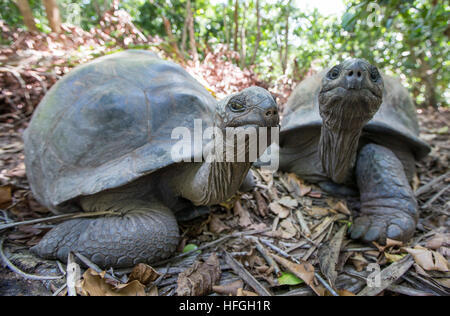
[223,3,230,47]
[163,17,184,62]
[233,0,239,52]
[187,0,198,63]
[181,0,190,55]
[14,0,38,32]
[250,0,261,65]
[281,2,290,74]
[239,1,247,68]
[42,0,62,33]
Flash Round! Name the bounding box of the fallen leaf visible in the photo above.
[404,246,449,272]
[0,185,12,205]
[213,280,244,296]
[236,288,258,296]
[357,255,414,296]
[183,244,200,253]
[318,225,347,288]
[384,252,406,263]
[270,253,320,295]
[79,269,145,296]
[287,173,311,197]
[326,199,351,215]
[351,253,369,272]
[128,263,161,286]
[278,196,298,209]
[234,200,252,227]
[253,190,268,217]
[278,272,303,285]
[176,253,221,296]
[308,206,334,218]
[209,214,230,234]
[278,218,298,239]
[269,201,290,219]
[426,234,450,250]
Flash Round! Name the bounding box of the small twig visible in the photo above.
[153,228,270,266]
[0,237,62,281]
[52,284,67,296]
[72,252,120,283]
[314,272,339,297]
[247,236,281,275]
[0,210,117,231]
[223,250,272,296]
[421,183,450,209]
[415,171,450,197]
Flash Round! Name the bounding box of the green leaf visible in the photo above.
[183,244,200,253]
[278,272,304,285]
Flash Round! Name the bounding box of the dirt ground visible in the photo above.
[0,24,449,295]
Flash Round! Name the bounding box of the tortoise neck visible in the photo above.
[318,124,363,184]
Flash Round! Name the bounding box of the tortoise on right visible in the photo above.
[279,58,430,243]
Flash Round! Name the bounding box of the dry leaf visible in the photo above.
[426,234,450,250]
[326,199,351,215]
[209,214,230,234]
[176,253,221,296]
[351,253,369,272]
[278,196,298,209]
[234,200,252,227]
[278,218,298,239]
[79,269,146,296]
[236,288,258,296]
[254,190,268,217]
[404,246,449,272]
[128,263,161,286]
[318,225,346,288]
[0,185,12,205]
[269,201,290,219]
[213,280,243,296]
[287,173,311,197]
[308,206,334,218]
[270,253,320,295]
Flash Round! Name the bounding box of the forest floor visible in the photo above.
[0,20,449,296]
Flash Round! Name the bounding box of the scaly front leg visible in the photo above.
[350,144,418,243]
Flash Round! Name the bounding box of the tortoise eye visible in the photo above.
[369,67,380,82]
[327,67,340,80]
[229,102,245,112]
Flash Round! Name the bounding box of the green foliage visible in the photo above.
[278,272,304,285]
[3,0,448,107]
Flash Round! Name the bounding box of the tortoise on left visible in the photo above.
[24,50,279,268]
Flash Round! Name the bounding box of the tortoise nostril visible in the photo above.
[348,70,354,77]
[357,71,362,77]
[265,110,272,117]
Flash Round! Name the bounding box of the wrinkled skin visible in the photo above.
[281,58,419,244]
[32,85,279,268]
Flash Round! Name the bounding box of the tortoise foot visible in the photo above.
[32,200,179,268]
[350,210,416,243]
[353,144,418,244]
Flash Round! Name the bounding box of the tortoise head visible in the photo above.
[215,86,279,130]
[318,58,384,130]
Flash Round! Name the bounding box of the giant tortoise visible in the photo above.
[24,50,279,268]
[279,58,430,243]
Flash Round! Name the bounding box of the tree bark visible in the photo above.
[163,17,184,62]
[187,0,198,63]
[14,0,38,32]
[223,3,230,47]
[281,2,290,74]
[239,1,247,68]
[233,0,239,52]
[250,0,261,65]
[42,0,62,33]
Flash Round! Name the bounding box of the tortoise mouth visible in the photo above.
[321,85,382,100]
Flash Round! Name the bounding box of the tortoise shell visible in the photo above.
[280,70,430,160]
[24,50,216,212]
